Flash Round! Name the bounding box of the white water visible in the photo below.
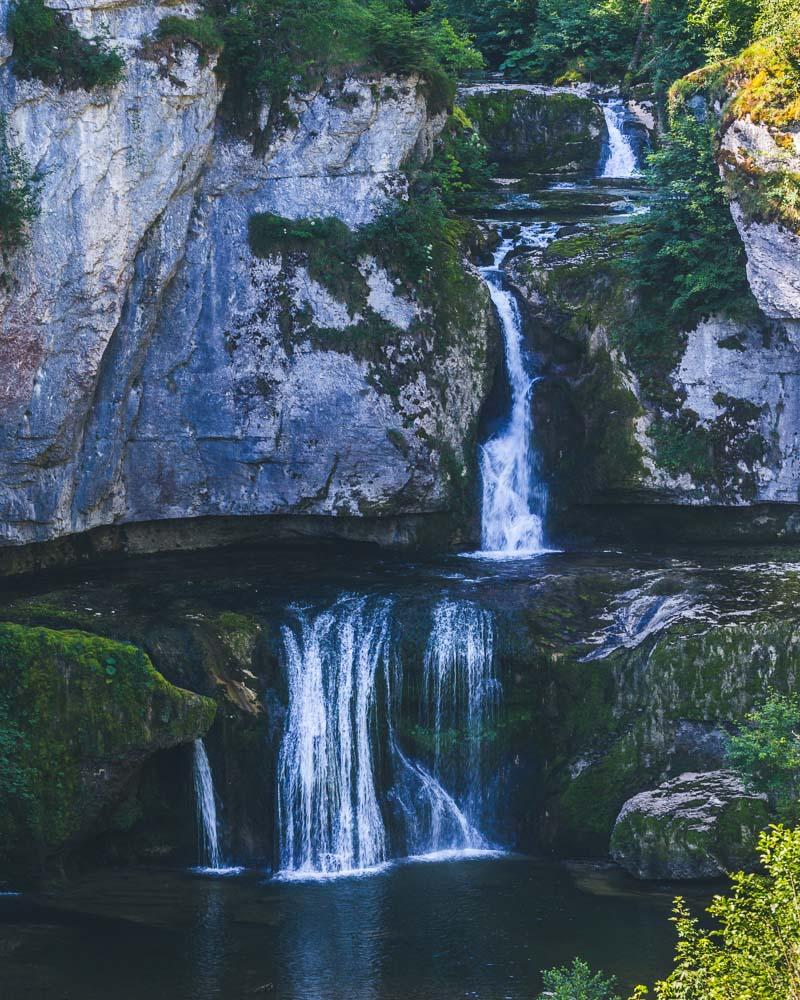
[479,227,554,555]
[276,595,500,878]
[423,599,500,826]
[601,100,639,179]
[193,739,224,870]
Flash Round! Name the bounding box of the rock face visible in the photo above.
[459,85,607,173]
[0,5,494,553]
[610,771,769,879]
[506,223,800,539]
[0,622,215,872]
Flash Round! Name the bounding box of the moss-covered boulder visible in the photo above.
[610,770,770,879]
[459,87,606,174]
[0,623,216,871]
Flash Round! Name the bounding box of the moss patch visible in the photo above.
[0,623,215,870]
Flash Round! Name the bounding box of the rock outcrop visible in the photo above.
[0,3,494,554]
[610,770,769,879]
[0,622,215,872]
[458,84,607,173]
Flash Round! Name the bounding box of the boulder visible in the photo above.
[610,770,769,880]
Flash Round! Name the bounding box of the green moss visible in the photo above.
[0,623,215,868]
[9,0,124,90]
[460,90,604,173]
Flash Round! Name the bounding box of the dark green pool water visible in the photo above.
[1,854,714,1000]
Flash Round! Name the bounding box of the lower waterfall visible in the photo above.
[275,595,501,877]
[193,739,224,871]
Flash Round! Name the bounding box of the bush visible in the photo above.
[9,0,124,90]
[150,15,223,67]
[216,0,481,138]
[729,693,800,823]
[537,958,620,1000]
[0,113,39,257]
[632,825,800,999]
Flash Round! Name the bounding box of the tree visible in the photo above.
[631,825,800,999]
[728,693,800,823]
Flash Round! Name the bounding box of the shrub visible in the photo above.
[632,825,800,999]
[0,113,39,256]
[537,958,620,1000]
[615,98,755,405]
[9,0,124,90]
[729,693,800,823]
[150,15,223,67]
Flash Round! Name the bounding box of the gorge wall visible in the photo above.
[0,0,495,560]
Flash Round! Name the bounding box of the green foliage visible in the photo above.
[500,0,642,82]
[420,109,494,209]
[0,113,39,257]
[632,825,800,999]
[729,693,800,822]
[9,0,124,90]
[616,102,754,405]
[538,958,621,1000]
[215,0,481,138]
[151,15,223,66]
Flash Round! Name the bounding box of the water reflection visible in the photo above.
[1,856,714,1000]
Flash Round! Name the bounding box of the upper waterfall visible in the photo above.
[600,99,640,179]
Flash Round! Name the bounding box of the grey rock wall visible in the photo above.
[0,3,494,550]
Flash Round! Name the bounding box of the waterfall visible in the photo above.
[275,595,501,878]
[600,99,639,179]
[423,600,500,829]
[479,230,550,555]
[193,739,224,870]
[277,596,390,876]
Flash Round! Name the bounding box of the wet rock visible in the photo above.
[610,770,769,880]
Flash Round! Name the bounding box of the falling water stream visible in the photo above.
[276,595,500,878]
[601,99,640,179]
[193,739,224,871]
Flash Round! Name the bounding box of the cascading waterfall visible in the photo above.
[479,228,552,555]
[193,739,224,870]
[277,596,390,876]
[600,99,639,179]
[275,594,501,877]
[423,599,500,829]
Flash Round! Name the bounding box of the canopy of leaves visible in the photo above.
[729,693,800,823]
[632,825,800,1000]
[9,0,124,90]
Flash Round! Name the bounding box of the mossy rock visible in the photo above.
[459,90,606,174]
[610,770,770,879]
[0,622,215,872]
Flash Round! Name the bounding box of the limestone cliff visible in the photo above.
[0,1,495,554]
